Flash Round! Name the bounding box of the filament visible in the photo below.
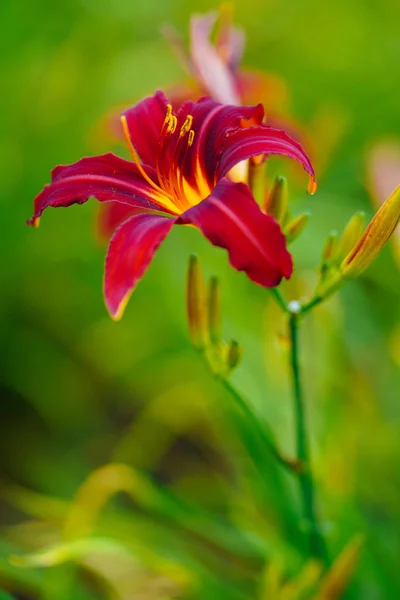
[120,115,174,201]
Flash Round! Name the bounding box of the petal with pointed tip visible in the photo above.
[104,213,175,319]
[96,202,143,241]
[122,91,169,168]
[178,178,292,287]
[177,98,264,190]
[28,153,174,225]
[217,125,316,187]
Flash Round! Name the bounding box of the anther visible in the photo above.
[168,115,177,133]
[120,115,175,202]
[163,104,173,125]
[188,130,195,146]
[180,114,193,136]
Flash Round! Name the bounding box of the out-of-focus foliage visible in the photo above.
[0,0,399,598]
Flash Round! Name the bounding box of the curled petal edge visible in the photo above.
[177,178,293,288]
[104,213,176,320]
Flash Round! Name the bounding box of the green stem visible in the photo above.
[300,295,324,315]
[221,378,299,473]
[289,311,328,563]
[270,288,290,313]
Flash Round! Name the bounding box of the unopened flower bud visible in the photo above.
[321,231,338,262]
[226,339,242,371]
[285,212,310,243]
[248,160,266,207]
[335,211,365,262]
[186,254,208,349]
[264,176,288,223]
[341,185,400,279]
[319,230,338,280]
[208,276,221,344]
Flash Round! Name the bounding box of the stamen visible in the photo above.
[160,104,173,140]
[180,115,193,136]
[156,107,174,193]
[156,105,198,210]
[174,128,197,204]
[163,104,173,125]
[157,106,178,196]
[120,115,174,201]
[168,115,177,133]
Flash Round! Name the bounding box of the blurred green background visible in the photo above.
[1,0,400,598]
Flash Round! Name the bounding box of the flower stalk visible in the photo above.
[288,308,328,564]
[221,378,300,474]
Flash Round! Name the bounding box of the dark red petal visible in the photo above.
[122,91,169,168]
[180,98,265,189]
[28,153,174,225]
[104,213,175,319]
[217,125,316,187]
[96,202,143,241]
[177,178,292,287]
[139,95,264,198]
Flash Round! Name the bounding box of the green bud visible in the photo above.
[208,276,221,344]
[335,211,365,262]
[264,176,288,223]
[226,339,242,371]
[321,230,338,262]
[186,255,207,349]
[341,185,400,278]
[248,160,267,207]
[285,212,310,243]
[319,230,338,279]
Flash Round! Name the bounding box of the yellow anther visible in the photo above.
[188,130,195,146]
[120,115,174,202]
[167,115,177,133]
[180,114,193,136]
[163,104,173,125]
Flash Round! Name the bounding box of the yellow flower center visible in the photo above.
[120,104,210,216]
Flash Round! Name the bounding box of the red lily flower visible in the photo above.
[29,92,316,320]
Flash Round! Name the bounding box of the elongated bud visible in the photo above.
[264,176,288,223]
[335,211,365,261]
[321,230,338,263]
[186,255,208,349]
[208,276,221,344]
[227,339,242,371]
[341,185,400,279]
[318,230,339,281]
[248,160,266,207]
[285,212,310,243]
